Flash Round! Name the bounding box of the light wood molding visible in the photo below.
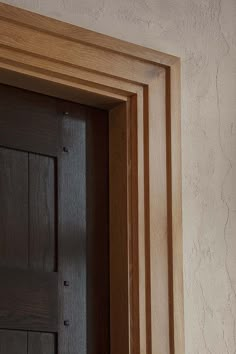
[0,3,184,354]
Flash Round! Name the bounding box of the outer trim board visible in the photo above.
[0,3,184,354]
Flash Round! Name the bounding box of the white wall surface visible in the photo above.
[1,0,236,352]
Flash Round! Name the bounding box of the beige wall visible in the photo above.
[1,0,236,352]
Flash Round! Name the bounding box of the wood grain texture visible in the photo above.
[0,49,139,104]
[168,61,185,353]
[130,90,146,354]
[0,5,184,353]
[58,106,87,354]
[0,84,59,156]
[0,147,28,269]
[0,2,178,66]
[28,332,56,354]
[0,330,27,354]
[29,154,56,272]
[0,267,58,332]
[0,18,157,85]
[58,100,110,354]
[0,58,127,110]
[148,74,170,353]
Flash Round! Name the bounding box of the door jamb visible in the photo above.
[0,4,184,353]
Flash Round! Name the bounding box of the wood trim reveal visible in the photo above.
[0,3,184,354]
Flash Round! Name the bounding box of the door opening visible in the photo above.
[0,83,110,354]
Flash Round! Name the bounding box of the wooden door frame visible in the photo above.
[0,3,184,354]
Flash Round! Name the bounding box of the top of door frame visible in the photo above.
[0,2,178,67]
[0,3,184,354]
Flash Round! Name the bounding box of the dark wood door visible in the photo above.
[0,84,109,354]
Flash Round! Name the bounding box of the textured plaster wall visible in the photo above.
[1,0,236,352]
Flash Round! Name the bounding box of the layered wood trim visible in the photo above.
[0,3,184,354]
[0,3,178,66]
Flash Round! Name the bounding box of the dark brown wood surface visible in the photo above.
[87,113,110,354]
[0,83,110,353]
[58,105,87,353]
[28,332,56,354]
[0,84,59,156]
[29,154,56,272]
[0,148,28,269]
[0,267,58,332]
[109,104,129,354]
[57,100,110,354]
[0,330,27,354]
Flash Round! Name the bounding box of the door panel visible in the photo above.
[0,267,58,332]
[29,154,56,272]
[28,332,56,354]
[0,83,109,354]
[0,148,28,269]
[0,87,59,156]
[0,330,27,354]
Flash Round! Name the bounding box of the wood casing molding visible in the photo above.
[0,3,184,354]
